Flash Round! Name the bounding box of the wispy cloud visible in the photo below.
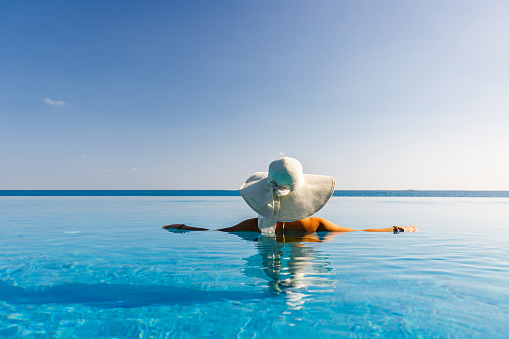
[126,168,137,173]
[81,154,88,158]
[43,98,66,106]
[279,152,285,156]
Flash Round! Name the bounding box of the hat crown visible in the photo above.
[268,157,305,190]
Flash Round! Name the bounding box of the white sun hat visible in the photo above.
[239,157,335,234]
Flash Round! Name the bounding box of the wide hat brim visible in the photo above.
[239,172,335,222]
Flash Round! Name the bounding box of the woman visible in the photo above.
[163,157,416,234]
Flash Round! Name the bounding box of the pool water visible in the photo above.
[1,196,508,338]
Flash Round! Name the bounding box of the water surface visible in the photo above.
[1,196,508,338]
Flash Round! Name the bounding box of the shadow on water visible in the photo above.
[1,232,344,310]
[0,281,268,308]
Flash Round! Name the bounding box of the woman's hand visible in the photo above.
[163,224,185,230]
[393,225,418,233]
[162,224,209,232]
[162,224,191,233]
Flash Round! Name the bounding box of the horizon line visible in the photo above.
[2,189,509,198]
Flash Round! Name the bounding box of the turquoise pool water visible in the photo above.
[1,196,508,338]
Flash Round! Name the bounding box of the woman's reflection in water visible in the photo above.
[238,232,342,310]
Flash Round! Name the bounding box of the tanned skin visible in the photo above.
[163,217,417,233]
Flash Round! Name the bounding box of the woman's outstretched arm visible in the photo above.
[217,218,259,232]
[163,218,260,232]
[363,226,417,232]
[315,218,417,233]
[163,224,209,231]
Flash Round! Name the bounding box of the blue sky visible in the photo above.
[1,1,509,190]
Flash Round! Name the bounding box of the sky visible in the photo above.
[1,0,509,190]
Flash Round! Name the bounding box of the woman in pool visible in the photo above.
[164,157,416,234]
